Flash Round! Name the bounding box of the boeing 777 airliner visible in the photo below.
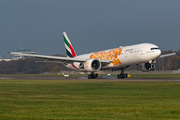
[10,32,176,79]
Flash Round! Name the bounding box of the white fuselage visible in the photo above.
[66,43,161,70]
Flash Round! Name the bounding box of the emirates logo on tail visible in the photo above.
[63,32,77,58]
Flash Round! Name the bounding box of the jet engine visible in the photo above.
[83,59,101,72]
[137,63,154,72]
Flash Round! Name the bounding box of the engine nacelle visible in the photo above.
[138,63,155,72]
[83,59,101,72]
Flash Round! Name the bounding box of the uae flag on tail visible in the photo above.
[63,32,77,58]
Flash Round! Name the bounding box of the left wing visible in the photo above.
[10,52,112,64]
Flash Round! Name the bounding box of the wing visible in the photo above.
[10,52,112,64]
[159,53,176,58]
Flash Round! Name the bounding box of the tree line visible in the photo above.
[0,57,70,74]
[156,50,180,70]
[0,50,180,74]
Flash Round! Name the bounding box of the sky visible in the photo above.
[0,0,180,58]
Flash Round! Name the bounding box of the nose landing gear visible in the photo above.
[148,60,155,71]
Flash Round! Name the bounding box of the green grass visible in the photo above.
[0,80,180,119]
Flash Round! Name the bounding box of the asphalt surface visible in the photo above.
[0,76,180,82]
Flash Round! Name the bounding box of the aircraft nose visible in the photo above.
[153,50,161,59]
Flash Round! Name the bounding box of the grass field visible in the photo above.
[1,80,180,119]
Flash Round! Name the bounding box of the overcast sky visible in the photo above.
[0,0,180,57]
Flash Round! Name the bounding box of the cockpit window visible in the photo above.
[150,48,160,50]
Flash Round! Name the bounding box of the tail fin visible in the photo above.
[63,32,77,58]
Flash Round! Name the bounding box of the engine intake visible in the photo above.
[138,63,154,72]
[83,59,101,72]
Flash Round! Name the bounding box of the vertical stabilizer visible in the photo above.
[63,32,77,58]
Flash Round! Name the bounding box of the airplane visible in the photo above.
[10,32,176,79]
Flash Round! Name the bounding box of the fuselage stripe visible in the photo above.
[71,64,79,70]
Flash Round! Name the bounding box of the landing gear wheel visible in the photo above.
[88,72,98,79]
[88,75,91,79]
[125,73,127,78]
[95,73,98,78]
[117,68,128,79]
[117,73,128,79]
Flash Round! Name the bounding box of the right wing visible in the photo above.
[159,53,176,58]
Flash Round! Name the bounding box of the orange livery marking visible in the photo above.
[89,47,123,66]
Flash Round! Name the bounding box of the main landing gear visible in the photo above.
[88,72,98,79]
[117,68,128,79]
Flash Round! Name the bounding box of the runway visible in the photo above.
[0,76,180,82]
